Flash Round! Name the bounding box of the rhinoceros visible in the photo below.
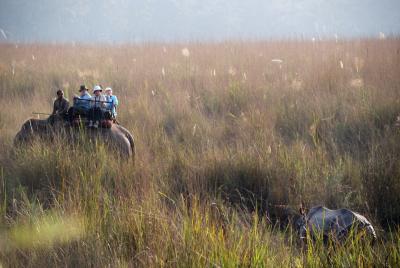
[295,206,377,243]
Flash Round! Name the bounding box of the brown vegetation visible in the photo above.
[0,38,400,266]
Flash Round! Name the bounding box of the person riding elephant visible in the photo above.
[104,87,119,120]
[68,85,92,122]
[88,85,106,128]
[48,89,69,125]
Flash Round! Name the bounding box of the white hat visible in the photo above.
[105,87,112,91]
[93,85,102,92]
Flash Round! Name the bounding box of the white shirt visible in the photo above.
[91,94,106,108]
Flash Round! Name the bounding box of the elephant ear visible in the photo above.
[14,118,47,145]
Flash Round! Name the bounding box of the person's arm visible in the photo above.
[52,100,57,115]
[61,99,70,113]
[89,96,95,108]
[113,96,119,107]
[101,95,107,108]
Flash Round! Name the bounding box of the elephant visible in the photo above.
[14,118,135,159]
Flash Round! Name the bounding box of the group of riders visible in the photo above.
[51,84,119,128]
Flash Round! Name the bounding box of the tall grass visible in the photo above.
[0,38,400,266]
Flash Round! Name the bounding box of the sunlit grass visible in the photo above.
[8,213,84,249]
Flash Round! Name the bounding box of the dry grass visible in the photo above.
[0,38,400,266]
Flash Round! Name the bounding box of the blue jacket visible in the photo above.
[105,95,118,116]
[74,92,92,111]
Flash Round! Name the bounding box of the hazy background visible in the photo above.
[0,0,399,43]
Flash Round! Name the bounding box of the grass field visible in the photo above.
[0,39,400,267]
